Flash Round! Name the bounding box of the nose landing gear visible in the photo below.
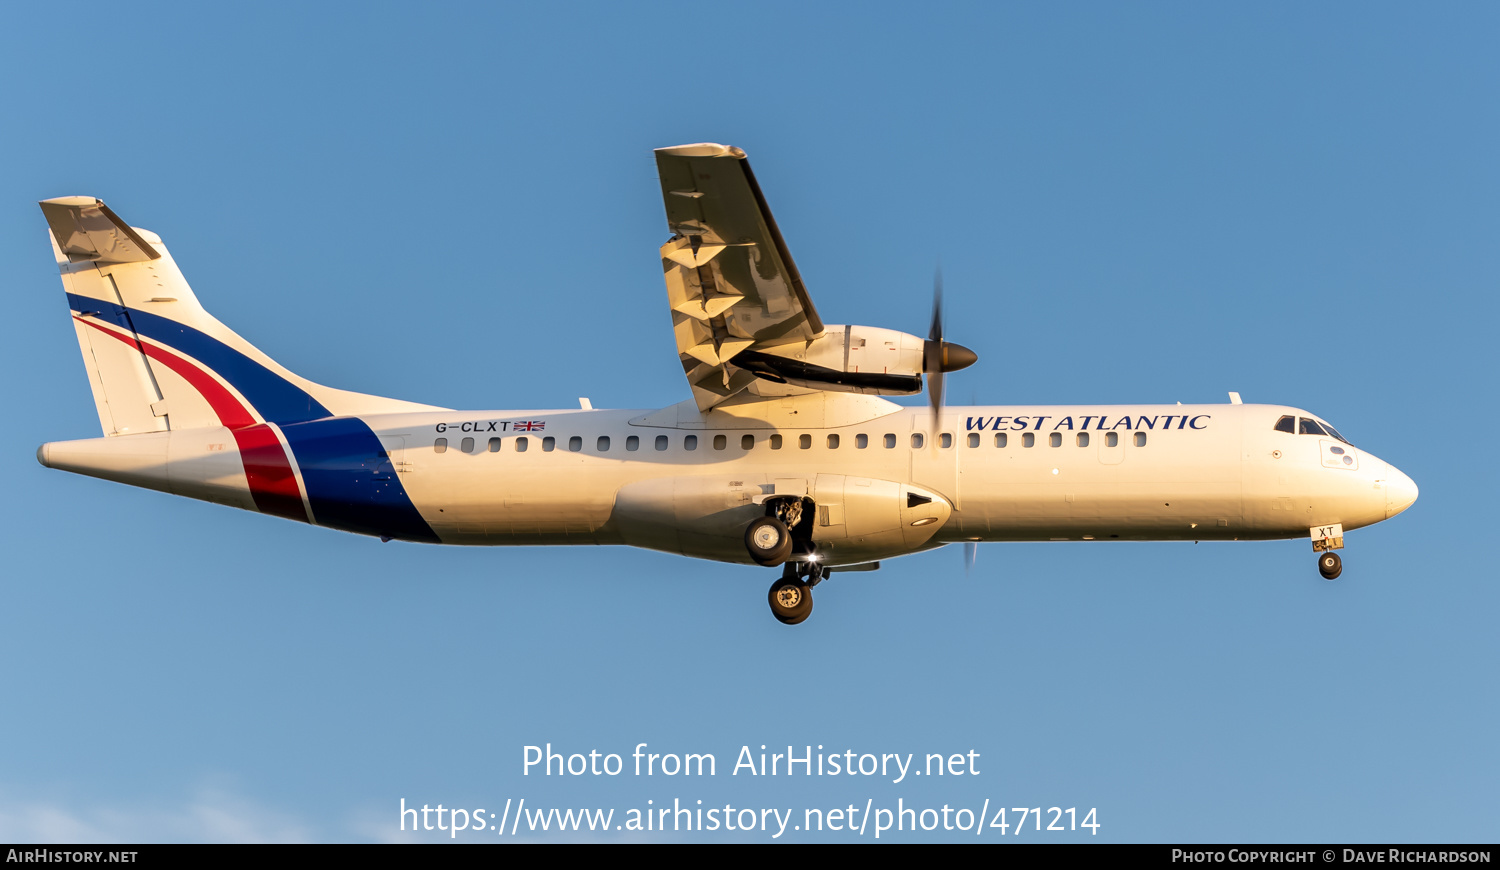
[1311,524,1344,581]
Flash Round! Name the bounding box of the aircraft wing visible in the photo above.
[654,143,826,410]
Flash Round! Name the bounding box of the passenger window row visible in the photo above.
[431,429,1149,453]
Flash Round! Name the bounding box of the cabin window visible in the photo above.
[827,434,840,449]
[741,434,754,450]
[939,433,953,448]
[684,435,698,450]
[1106,432,1118,447]
[626,435,639,451]
[911,433,924,449]
[771,434,784,449]
[433,437,448,453]
[884,433,896,449]
[1274,415,1295,434]
[567,436,582,452]
[1076,432,1089,448]
[967,432,980,448]
[1134,432,1147,447]
[461,436,475,453]
[1049,432,1062,447]
[515,436,529,452]
[1299,417,1327,436]
[713,434,727,450]
[995,432,1007,448]
[597,436,610,451]
[488,437,502,452]
[654,435,668,451]
[542,436,556,452]
[856,433,868,449]
[799,434,812,449]
[1023,432,1035,448]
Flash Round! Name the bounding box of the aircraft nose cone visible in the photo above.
[1386,463,1418,518]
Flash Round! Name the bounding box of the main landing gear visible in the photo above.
[768,561,825,625]
[748,497,823,625]
[745,516,794,566]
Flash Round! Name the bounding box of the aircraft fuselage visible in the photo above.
[39,401,1417,568]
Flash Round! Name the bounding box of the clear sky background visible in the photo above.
[0,2,1494,843]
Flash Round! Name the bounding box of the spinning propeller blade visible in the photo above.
[921,267,977,436]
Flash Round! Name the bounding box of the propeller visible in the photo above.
[922,268,978,435]
[922,270,979,570]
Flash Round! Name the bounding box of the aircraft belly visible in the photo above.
[399,459,620,545]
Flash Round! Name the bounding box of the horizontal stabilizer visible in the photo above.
[40,196,161,264]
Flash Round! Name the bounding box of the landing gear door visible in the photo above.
[1311,523,1344,552]
[812,474,846,540]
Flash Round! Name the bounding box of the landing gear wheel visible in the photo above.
[1318,551,1342,581]
[745,517,794,567]
[767,576,814,625]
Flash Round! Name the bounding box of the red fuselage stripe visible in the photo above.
[232,422,309,522]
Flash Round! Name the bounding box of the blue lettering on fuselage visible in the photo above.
[963,414,1211,432]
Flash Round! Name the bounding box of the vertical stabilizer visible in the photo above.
[41,197,442,437]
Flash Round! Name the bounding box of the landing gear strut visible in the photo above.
[1318,551,1342,581]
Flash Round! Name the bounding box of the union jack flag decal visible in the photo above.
[515,420,545,431]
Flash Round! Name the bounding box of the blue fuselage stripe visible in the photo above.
[68,292,332,423]
[279,417,440,543]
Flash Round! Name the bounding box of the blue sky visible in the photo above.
[0,2,1494,842]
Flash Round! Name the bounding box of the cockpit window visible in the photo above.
[1274,415,1295,434]
[1320,421,1351,444]
[1299,418,1327,436]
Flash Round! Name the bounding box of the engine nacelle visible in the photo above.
[735,325,976,396]
[611,473,951,565]
[734,325,923,396]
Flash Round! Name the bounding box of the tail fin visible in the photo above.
[41,197,441,436]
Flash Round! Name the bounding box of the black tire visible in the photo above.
[746,516,794,566]
[767,577,814,625]
[1318,551,1342,581]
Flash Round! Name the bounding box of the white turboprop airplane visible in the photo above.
[37,143,1417,624]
